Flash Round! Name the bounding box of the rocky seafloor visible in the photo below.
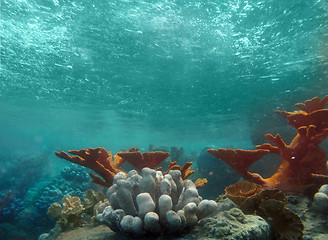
[39,194,328,240]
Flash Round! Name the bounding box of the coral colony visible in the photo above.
[52,96,328,238]
[55,147,207,189]
[55,147,212,236]
[97,168,217,236]
[208,96,328,193]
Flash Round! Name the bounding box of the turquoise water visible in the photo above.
[1,0,327,154]
[0,0,328,239]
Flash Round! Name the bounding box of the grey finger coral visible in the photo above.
[97,167,217,237]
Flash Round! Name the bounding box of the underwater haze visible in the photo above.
[1,0,328,154]
[0,0,328,239]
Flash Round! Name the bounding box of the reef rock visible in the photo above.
[189,208,271,240]
[43,196,272,240]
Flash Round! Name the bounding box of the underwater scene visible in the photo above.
[1,0,328,239]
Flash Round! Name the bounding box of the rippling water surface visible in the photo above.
[1,0,327,152]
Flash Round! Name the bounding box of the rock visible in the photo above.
[190,208,271,240]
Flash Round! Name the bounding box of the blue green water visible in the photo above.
[1,0,327,154]
[0,0,327,238]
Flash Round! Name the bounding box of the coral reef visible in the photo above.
[40,189,110,240]
[0,191,25,222]
[55,147,207,189]
[42,194,328,240]
[195,147,241,199]
[290,194,328,239]
[224,181,304,240]
[97,167,217,237]
[61,165,90,183]
[0,153,49,198]
[55,147,126,187]
[35,166,90,221]
[48,195,84,230]
[0,153,59,239]
[83,189,105,215]
[240,189,303,240]
[193,208,271,240]
[40,208,271,240]
[55,147,170,187]
[208,96,328,193]
[117,149,170,172]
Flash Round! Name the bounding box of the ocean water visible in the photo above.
[0,0,327,239]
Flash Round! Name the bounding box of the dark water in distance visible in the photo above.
[0,0,327,157]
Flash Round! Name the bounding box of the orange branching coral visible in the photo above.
[55,147,125,187]
[55,147,209,190]
[55,147,171,187]
[208,96,328,193]
[117,148,170,172]
[294,96,328,113]
[162,161,207,188]
[207,149,269,184]
[194,178,208,189]
[163,161,195,179]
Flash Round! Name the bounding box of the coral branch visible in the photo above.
[208,96,328,193]
[275,110,292,119]
[207,149,269,184]
[164,162,195,180]
[287,110,328,131]
[275,95,328,121]
[117,149,170,172]
[163,161,207,188]
[256,143,280,154]
[295,96,328,113]
[180,162,195,179]
[257,134,298,162]
[311,173,328,185]
[55,147,123,187]
[194,178,208,189]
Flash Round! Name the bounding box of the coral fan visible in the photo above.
[117,149,170,172]
[208,96,328,193]
[55,147,169,187]
[55,147,124,187]
[55,147,207,189]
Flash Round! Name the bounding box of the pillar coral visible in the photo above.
[208,96,328,193]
